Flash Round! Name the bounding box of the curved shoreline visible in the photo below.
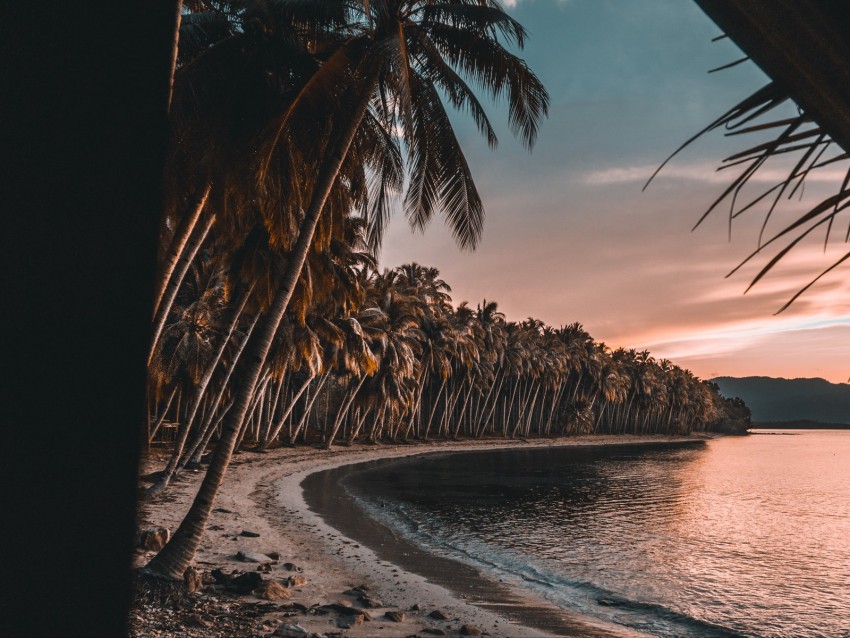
[136,435,710,637]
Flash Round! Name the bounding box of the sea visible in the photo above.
[339,432,850,638]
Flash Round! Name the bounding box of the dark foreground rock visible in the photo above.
[138,526,170,551]
[130,572,268,638]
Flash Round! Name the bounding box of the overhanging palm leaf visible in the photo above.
[649,74,850,312]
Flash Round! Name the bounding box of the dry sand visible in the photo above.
[137,435,706,637]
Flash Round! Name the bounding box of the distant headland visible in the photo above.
[712,376,850,427]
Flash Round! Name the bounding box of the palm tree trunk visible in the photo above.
[148,385,178,443]
[423,376,448,439]
[148,285,252,493]
[148,211,216,364]
[327,375,367,448]
[166,0,183,111]
[151,183,212,318]
[290,371,332,444]
[178,313,259,471]
[260,373,314,449]
[187,398,234,466]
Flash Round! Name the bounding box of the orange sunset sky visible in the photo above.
[379,0,850,383]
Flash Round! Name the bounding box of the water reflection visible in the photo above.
[345,434,850,638]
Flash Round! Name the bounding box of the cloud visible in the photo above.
[638,313,850,362]
[581,161,850,187]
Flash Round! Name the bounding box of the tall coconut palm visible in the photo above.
[145,0,548,580]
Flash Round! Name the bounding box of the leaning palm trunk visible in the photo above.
[178,313,260,471]
[326,375,367,448]
[259,373,314,449]
[347,404,372,443]
[145,71,378,577]
[423,376,448,439]
[148,212,216,364]
[148,286,252,494]
[290,371,331,444]
[187,398,234,467]
[148,385,178,444]
[151,184,212,319]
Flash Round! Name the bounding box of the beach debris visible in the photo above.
[342,585,381,608]
[182,566,204,593]
[317,603,371,620]
[278,602,309,614]
[227,571,263,594]
[213,507,234,514]
[239,529,261,537]
[383,610,405,622]
[273,623,309,637]
[336,613,365,628]
[409,603,421,611]
[266,551,282,561]
[236,549,275,564]
[138,526,170,551]
[421,629,446,636]
[460,624,483,635]
[428,610,449,620]
[257,563,273,573]
[210,569,229,584]
[285,575,308,587]
[257,580,291,601]
[185,612,212,628]
[282,562,303,572]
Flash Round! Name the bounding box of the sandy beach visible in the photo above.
[134,435,708,637]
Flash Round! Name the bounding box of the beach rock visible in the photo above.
[282,562,303,572]
[280,602,309,613]
[138,526,170,551]
[210,568,229,584]
[410,603,421,611]
[182,566,203,593]
[227,571,263,594]
[361,595,383,608]
[258,580,291,601]
[185,613,212,628]
[428,610,448,620]
[285,575,308,587]
[337,614,365,628]
[266,551,282,561]
[384,610,405,622]
[213,507,234,514]
[460,624,482,635]
[421,629,446,636]
[236,549,274,563]
[273,623,309,637]
[240,530,261,537]
[318,603,371,619]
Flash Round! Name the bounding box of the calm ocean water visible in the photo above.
[343,433,850,638]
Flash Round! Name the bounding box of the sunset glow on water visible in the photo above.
[347,433,850,637]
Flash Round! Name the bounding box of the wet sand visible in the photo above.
[138,435,708,637]
[302,451,686,636]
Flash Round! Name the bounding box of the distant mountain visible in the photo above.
[712,376,850,424]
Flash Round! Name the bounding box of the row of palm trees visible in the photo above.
[140,0,746,584]
[148,250,745,471]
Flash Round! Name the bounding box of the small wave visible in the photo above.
[346,485,744,638]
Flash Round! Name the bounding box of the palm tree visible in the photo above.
[145,0,548,580]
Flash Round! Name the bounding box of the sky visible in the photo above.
[381,0,850,383]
